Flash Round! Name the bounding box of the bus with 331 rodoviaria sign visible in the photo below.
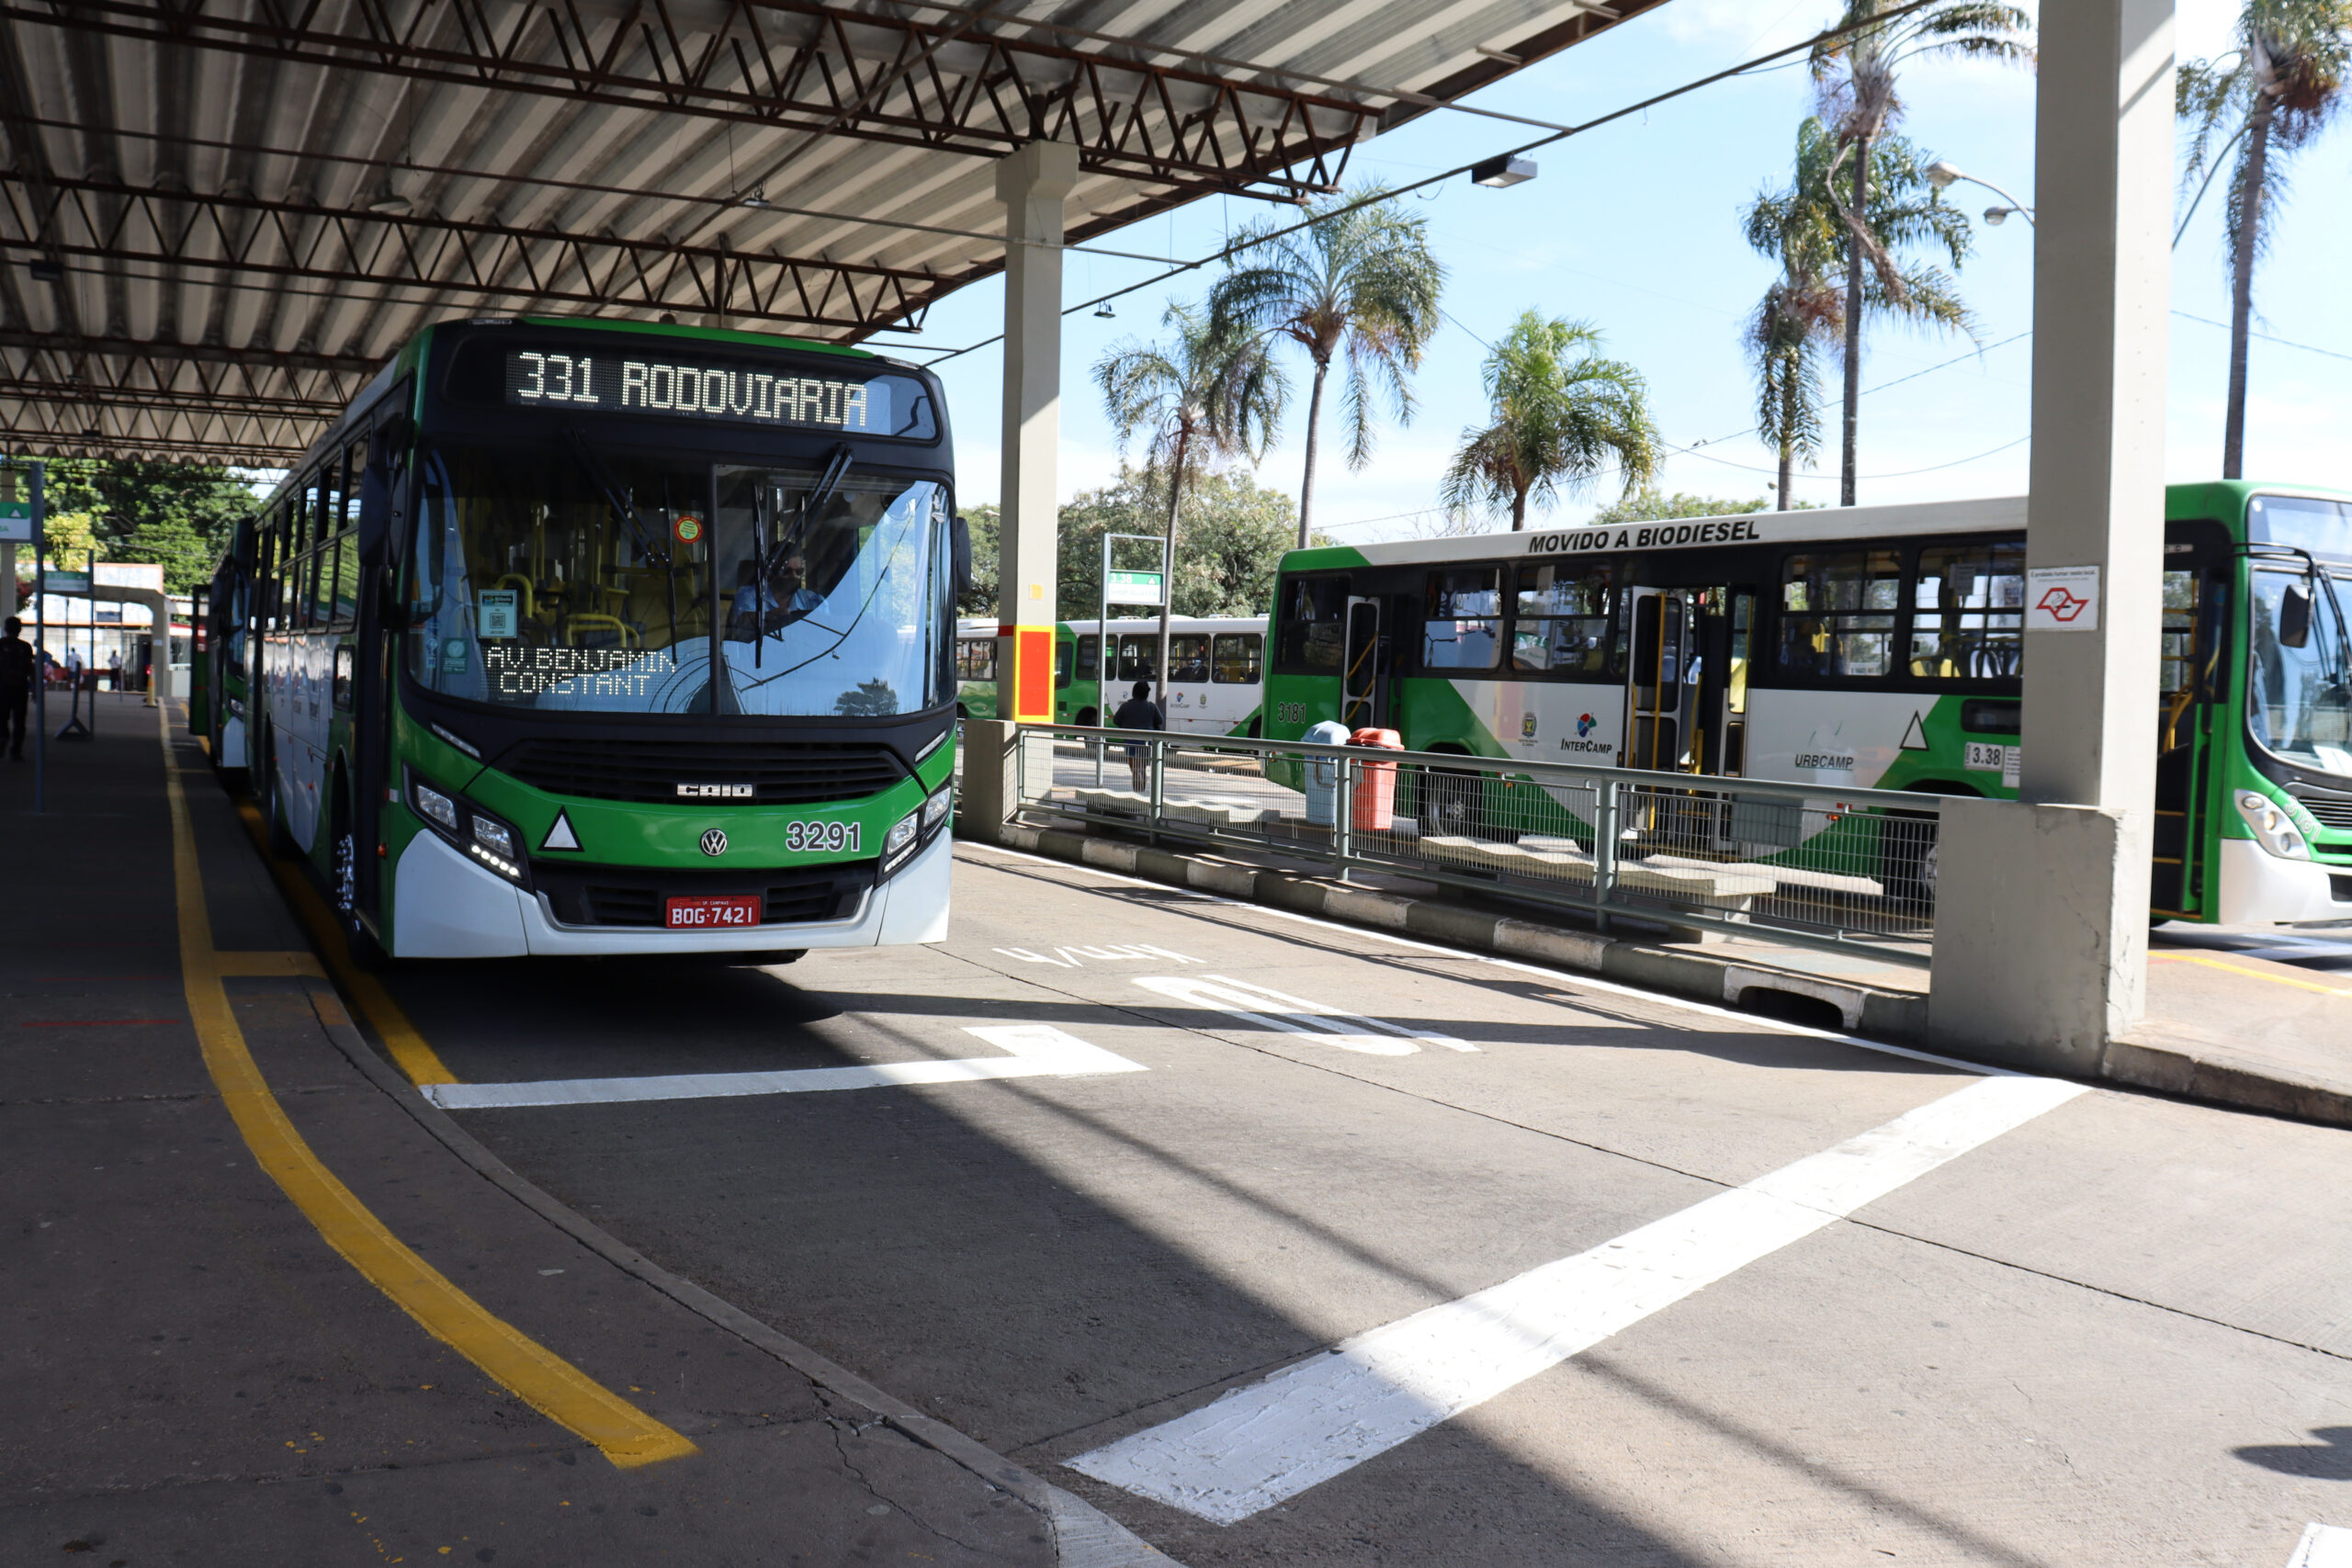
[1256,484,2352,926]
[234,315,967,962]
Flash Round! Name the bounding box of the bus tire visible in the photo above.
[956,702,968,719]
[331,774,386,970]
[1246,715,1262,739]
[1076,706,1098,728]
[1881,787,1960,913]
[1417,751,1480,837]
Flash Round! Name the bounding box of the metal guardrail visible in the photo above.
[1005,723,1940,967]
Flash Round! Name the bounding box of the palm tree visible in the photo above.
[2178,0,2352,479]
[1438,312,1660,531]
[1094,301,1286,710]
[1812,0,2030,503]
[1207,186,1445,547]
[1743,119,1976,508]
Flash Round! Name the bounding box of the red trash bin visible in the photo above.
[1348,727,1403,831]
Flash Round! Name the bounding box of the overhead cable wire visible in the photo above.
[899,0,1946,366]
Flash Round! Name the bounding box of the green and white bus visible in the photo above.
[1260,483,2352,926]
[193,522,255,781]
[243,315,964,961]
[956,615,1267,734]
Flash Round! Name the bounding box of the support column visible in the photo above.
[1928,0,2173,1070]
[993,140,1079,725]
[1,544,17,623]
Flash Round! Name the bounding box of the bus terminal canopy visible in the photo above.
[0,0,1664,468]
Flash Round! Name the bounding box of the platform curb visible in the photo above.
[974,818,2352,1131]
[300,970,1175,1568]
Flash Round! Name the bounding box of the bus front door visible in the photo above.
[1341,596,1387,730]
[1623,588,1696,772]
[2152,563,2219,919]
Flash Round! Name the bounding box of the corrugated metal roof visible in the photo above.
[0,0,1665,464]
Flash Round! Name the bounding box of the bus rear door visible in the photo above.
[1624,588,1696,772]
[1340,595,1389,730]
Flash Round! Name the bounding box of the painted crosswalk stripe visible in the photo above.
[1067,1072,2086,1525]
[1131,974,1476,1055]
[421,1025,1145,1111]
[2290,1524,2352,1568]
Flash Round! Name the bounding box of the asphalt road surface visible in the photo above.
[382,842,2352,1567]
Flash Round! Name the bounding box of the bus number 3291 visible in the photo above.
[784,820,862,853]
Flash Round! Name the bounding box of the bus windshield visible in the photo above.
[405,443,950,716]
[2248,567,2352,777]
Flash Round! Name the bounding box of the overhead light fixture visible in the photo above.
[368,187,413,215]
[29,259,62,283]
[1094,302,1115,319]
[1470,154,1536,188]
[1927,160,1962,190]
[739,188,773,209]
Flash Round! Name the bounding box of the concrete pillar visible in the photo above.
[1,544,17,622]
[1928,0,2173,1071]
[992,140,1079,725]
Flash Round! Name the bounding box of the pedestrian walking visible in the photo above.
[1111,678,1162,794]
[107,648,122,692]
[0,616,30,761]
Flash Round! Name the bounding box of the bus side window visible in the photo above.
[1076,634,1100,680]
[1276,576,1349,674]
[1213,633,1261,684]
[1908,541,2024,680]
[1117,633,1158,683]
[1510,561,1612,676]
[1424,568,1502,669]
[956,637,996,681]
[1170,634,1209,683]
[1056,639,1073,688]
[1778,550,1901,679]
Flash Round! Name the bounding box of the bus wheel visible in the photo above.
[1419,762,1479,837]
[331,783,385,969]
[1880,807,1939,915]
[1246,715,1262,739]
[1076,706,1098,728]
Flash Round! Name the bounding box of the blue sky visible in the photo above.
[877,0,2351,543]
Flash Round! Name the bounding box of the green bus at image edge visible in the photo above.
[1254,481,2352,927]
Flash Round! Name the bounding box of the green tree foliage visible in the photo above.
[1744,119,1974,510]
[1057,468,1307,620]
[1209,186,1445,546]
[2177,0,2352,478]
[1439,313,1660,532]
[955,502,1001,618]
[1587,489,1818,525]
[1095,301,1285,704]
[1812,0,2029,502]
[39,459,262,591]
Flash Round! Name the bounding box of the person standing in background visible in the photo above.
[1112,678,1163,793]
[0,616,30,760]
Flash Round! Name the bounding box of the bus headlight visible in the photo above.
[922,780,954,830]
[407,769,529,886]
[2235,790,2311,860]
[882,783,955,877]
[413,780,460,833]
[883,811,921,865]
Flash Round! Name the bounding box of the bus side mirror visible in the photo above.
[2280,581,2313,649]
[951,513,974,597]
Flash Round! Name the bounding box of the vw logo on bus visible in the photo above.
[699,828,729,858]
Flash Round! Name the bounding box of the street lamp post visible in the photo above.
[1927,161,2035,227]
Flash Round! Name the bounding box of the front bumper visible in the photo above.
[2212,837,2352,925]
[389,828,952,957]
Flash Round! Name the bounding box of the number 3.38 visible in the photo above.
[784,820,861,853]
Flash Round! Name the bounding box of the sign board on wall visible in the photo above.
[1105,570,1164,606]
[2024,566,2100,631]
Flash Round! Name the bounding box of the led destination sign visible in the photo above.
[501,348,933,438]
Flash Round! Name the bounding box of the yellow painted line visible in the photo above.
[230,795,459,1087]
[2151,952,2352,998]
[164,713,696,1470]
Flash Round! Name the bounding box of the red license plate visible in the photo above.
[664,895,763,930]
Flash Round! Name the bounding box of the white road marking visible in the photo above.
[422,1025,1146,1111]
[963,842,2010,1077]
[995,943,1203,968]
[1132,974,1477,1055]
[2290,1525,2352,1568]
[1067,1072,2086,1525]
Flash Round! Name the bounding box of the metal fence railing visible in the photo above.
[1003,723,1939,966]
